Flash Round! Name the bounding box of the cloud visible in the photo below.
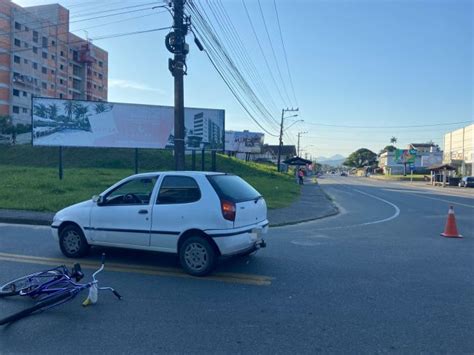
[109,79,166,95]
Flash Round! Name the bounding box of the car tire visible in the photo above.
[59,225,90,258]
[179,236,216,276]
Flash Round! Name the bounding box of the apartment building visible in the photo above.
[443,123,473,176]
[0,1,108,125]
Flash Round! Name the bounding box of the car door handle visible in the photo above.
[138,209,148,214]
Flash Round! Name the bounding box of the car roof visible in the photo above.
[130,171,226,178]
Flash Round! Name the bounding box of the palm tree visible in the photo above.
[390,136,397,145]
[63,101,74,123]
[48,104,59,121]
[33,103,48,118]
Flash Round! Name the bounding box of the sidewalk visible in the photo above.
[0,179,338,227]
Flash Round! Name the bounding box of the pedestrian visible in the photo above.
[298,168,304,185]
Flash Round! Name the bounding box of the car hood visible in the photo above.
[54,200,94,220]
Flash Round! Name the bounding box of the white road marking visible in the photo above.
[352,189,401,225]
[380,189,474,208]
[313,187,401,231]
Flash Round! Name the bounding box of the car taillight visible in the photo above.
[221,200,236,222]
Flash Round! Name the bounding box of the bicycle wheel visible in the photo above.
[0,270,63,298]
[0,290,74,325]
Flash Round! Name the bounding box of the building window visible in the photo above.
[33,31,38,43]
[25,26,29,32]
[24,59,28,64]
[42,37,48,48]
[42,52,47,59]
[23,91,27,97]
[51,40,56,46]
[33,46,38,54]
[42,82,47,89]
[51,54,55,60]
[33,62,38,70]
[12,106,20,114]
[14,38,21,47]
[51,69,55,75]
[59,93,63,99]
[60,51,65,57]
[98,61,103,67]
[50,84,54,89]
[98,73,103,80]
[14,56,20,64]
[22,108,28,114]
[42,67,47,74]
[59,79,64,85]
[24,42,29,48]
[13,89,20,96]
[59,64,64,71]
[15,22,21,30]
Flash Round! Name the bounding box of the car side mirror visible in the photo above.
[93,195,105,206]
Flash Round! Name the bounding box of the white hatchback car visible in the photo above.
[51,172,268,276]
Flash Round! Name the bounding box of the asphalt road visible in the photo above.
[0,175,473,354]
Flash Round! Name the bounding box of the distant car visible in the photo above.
[458,176,474,188]
[51,172,268,276]
[340,172,348,176]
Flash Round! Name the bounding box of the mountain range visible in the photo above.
[315,154,346,167]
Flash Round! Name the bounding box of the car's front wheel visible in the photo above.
[59,225,90,258]
[179,236,217,276]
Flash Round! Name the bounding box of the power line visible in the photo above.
[273,0,298,106]
[187,2,279,137]
[187,1,281,136]
[304,120,472,129]
[256,0,293,106]
[241,0,289,108]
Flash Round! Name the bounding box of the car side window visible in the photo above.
[104,177,157,206]
[157,176,201,204]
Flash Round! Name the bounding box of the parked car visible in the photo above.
[51,172,268,276]
[458,176,474,188]
[340,172,348,176]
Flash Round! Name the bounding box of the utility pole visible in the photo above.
[166,0,189,170]
[277,107,299,172]
[297,131,307,157]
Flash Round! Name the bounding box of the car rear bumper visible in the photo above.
[207,220,269,256]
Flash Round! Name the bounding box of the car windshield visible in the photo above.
[208,174,260,202]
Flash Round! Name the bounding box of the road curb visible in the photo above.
[269,205,340,227]
[0,216,52,226]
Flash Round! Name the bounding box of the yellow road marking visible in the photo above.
[0,252,273,286]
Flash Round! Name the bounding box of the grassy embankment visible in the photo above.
[0,146,299,212]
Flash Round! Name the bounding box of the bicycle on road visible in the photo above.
[0,253,121,325]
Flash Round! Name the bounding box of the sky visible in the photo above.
[15,0,473,158]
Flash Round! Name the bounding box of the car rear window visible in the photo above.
[208,174,260,202]
[467,177,474,182]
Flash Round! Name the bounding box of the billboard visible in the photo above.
[32,97,225,150]
[394,149,417,164]
[224,131,264,153]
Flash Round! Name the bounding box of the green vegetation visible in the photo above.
[343,148,377,168]
[0,146,299,212]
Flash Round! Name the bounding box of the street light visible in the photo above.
[297,131,308,156]
[283,119,304,131]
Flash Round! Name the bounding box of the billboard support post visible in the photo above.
[201,148,205,171]
[58,146,63,180]
[192,150,196,171]
[134,148,139,174]
[211,150,216,171]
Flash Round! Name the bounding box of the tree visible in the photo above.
[390,136,397,144]
[379,145,397,155]
[0,115,16,144]
[343,148,377,168]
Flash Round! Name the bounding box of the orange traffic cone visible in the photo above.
[441,206,463,238]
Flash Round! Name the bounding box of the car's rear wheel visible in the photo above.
[179,236,216,276]
[59,225,90,258]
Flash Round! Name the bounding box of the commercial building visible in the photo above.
[0,1,108,125]
[378,143,443,175]
[193,112,222,149]
[443,124,473,176]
